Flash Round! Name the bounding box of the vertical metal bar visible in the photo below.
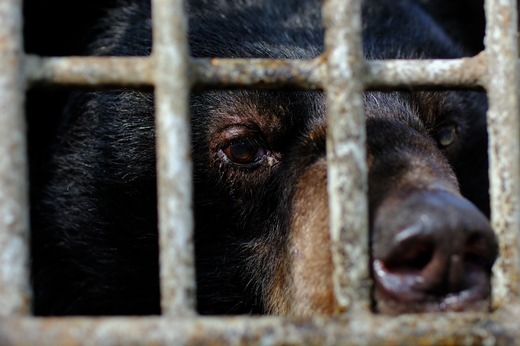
[0,0,31,316]
[152,0,196,316]
[484,0,520,309]
[323,0,370,313]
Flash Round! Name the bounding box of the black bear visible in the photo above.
[26,0,497,316]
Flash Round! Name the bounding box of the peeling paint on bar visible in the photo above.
[152,0,195,316]
[1,310,520,345]
[365,55,487,89]
[25,55,154,88]
[323,0,370,314]
[484,0,520,309]
[25,55,488,90]
[0,0,31,316]
[190,57,325,89]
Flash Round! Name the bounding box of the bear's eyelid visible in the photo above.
[215,124,262,144]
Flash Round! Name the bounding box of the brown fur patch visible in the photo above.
[268,158,335,316]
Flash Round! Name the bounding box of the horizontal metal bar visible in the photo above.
[25,55,154,88]
[25,55,490,90]
[24,55,325,90]
[365,54,486,89]
[190,57,325,89]
[1,309,520,345]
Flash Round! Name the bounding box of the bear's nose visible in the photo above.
[371,190,498,314]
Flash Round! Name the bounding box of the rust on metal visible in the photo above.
[25,55,154,88]
[483,0,520,309]
[365,54,487,90]
[1,310,520,345]
[25,55,489,90]
[190,57,325,90]
[151,0,196,317]
[0,0,31,316]
[323,0,370,314]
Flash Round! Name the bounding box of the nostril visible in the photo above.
[385,239,434,273]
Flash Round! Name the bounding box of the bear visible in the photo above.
[26,0,498,316]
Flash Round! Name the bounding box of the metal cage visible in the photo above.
[0,0,519,344]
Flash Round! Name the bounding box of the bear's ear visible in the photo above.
[416,0,485,56]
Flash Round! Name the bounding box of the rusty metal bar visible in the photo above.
[484,0,520,309]
[190,57,324,89]
[365,55,486,89]
[1,309,520,345]
[4,0,517,343]
[323,0,370,314]
[24,55,488,90]
[25,55,153,88]
[151,0,195,316]
[0,0,31,316]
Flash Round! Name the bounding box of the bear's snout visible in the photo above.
[372,190,497,314]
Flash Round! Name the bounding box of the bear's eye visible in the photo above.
[223,139,267,165]
[437,124,457,147]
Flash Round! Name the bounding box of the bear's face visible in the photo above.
[187,1,496,316]
[29,0,497,316]
[191,89,495,316]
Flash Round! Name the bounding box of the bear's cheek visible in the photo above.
[268,158,335,316]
